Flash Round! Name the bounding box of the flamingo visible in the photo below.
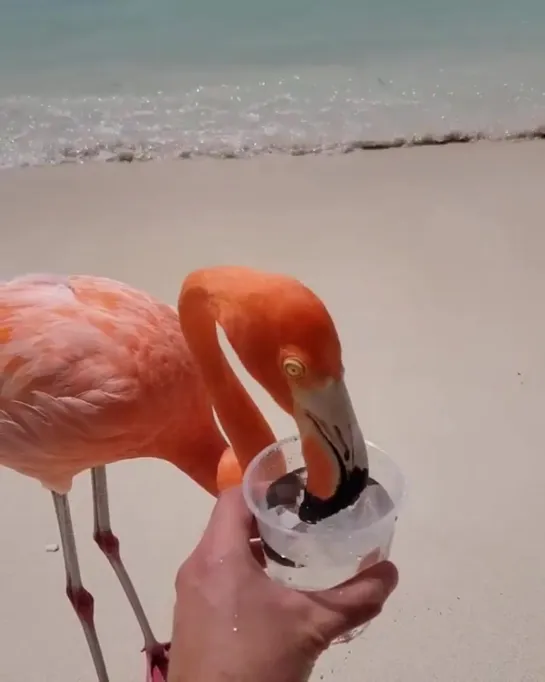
[0,265,369,682]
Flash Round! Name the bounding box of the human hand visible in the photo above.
[167,486,399,682]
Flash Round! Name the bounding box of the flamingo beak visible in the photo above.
[293,377,369,523]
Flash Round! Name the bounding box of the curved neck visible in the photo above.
[178,278,276,475]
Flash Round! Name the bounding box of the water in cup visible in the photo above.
[258,469,396,591]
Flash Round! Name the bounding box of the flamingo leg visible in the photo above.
[91,466,170,682]
[52,492,110,682]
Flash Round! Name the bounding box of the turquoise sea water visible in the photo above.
[0,0,544,166]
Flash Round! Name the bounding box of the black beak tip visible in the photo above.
[298,466,370,524]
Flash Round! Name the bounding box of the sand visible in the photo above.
[1,142,544,682]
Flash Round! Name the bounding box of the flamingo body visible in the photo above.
[0,273,225,494]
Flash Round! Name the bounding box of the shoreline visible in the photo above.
[2,123,545,169]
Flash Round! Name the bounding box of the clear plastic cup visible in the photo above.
[242,436,405,643]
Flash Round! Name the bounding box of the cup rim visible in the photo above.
[242,435,407,538]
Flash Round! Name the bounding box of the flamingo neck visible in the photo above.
[178,279,276,481]
[153,419,228,497]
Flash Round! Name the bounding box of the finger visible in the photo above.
[305,561,399,643]
[249,536,267,568]
[199,485,255,554]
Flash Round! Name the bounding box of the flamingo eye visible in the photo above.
[282,357,306,378]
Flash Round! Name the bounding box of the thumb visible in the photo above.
[304,561,399,644]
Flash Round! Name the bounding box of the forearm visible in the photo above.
[169,663,314,682]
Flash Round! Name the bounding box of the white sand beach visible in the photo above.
[1,142,544,681]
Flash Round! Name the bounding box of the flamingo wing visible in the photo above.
[0,273,192,492]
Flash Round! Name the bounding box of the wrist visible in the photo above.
[169,649,314,682]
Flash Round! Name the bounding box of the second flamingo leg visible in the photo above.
[52,491,110,682]
[90,466,170,682]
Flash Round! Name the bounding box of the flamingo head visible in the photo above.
[218,270,369,523]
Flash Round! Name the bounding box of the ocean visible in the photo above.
[1,0,544,167]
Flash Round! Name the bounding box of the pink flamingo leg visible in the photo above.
[91,467,170,682]
[52,492,110,682]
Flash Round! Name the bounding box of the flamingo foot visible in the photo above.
[145,642,170,682]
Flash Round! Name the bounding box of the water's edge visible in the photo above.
[22,125,545,167]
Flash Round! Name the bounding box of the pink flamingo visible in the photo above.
[0,266,368,682]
